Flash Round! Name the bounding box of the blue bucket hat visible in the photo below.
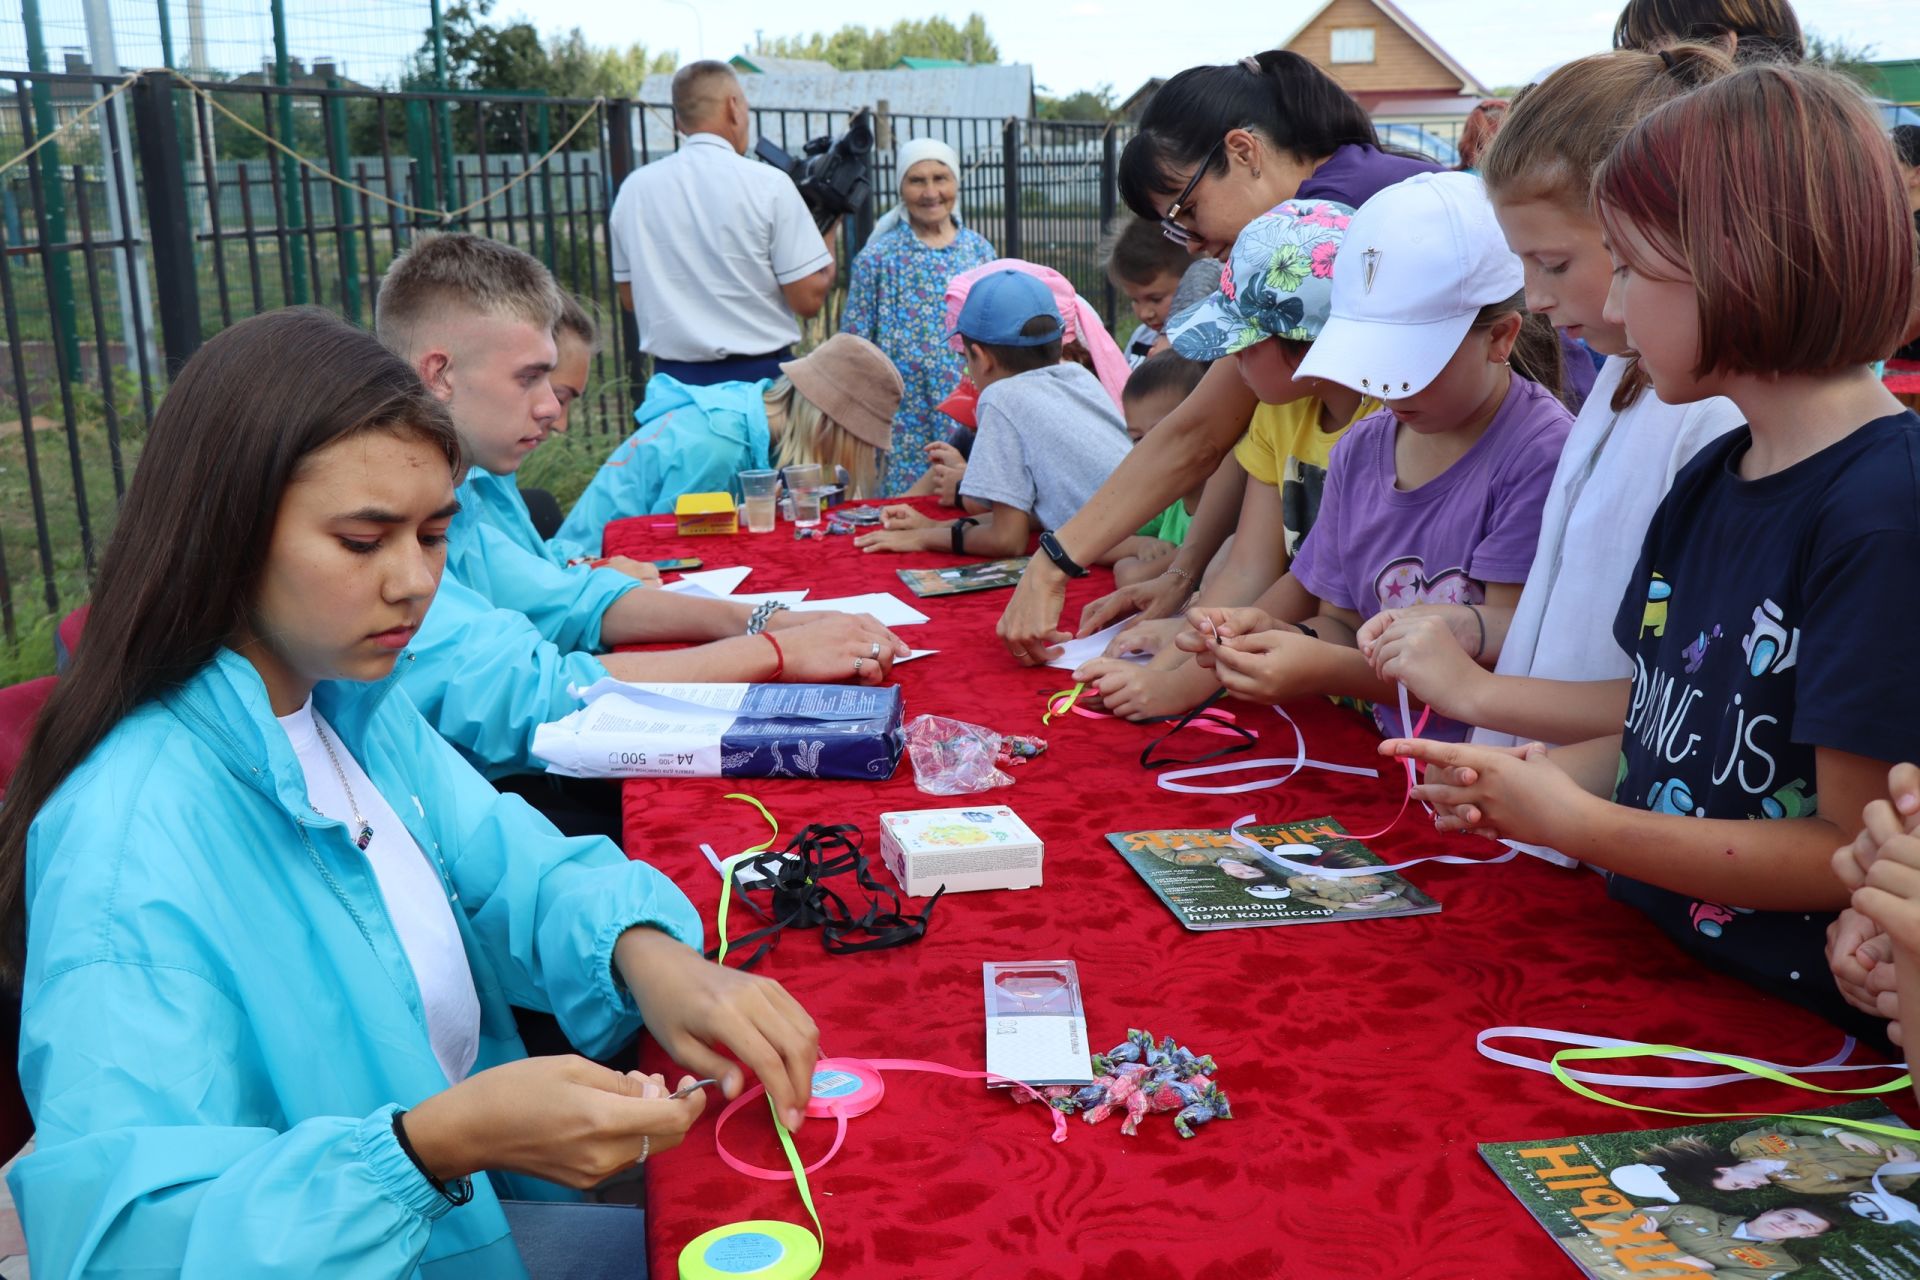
[1166,199,1355,361]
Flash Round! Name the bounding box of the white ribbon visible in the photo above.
[1476,1025,1879,1089]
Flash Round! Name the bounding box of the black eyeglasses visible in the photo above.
[1160,137,1226,247]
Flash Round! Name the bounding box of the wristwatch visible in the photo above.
[952,517,979,556]
[1038,531,1089,579]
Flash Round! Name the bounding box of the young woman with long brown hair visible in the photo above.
[0,307,818,1276]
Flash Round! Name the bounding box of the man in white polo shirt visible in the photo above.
[610,60,838,387]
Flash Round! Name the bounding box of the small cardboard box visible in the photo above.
[675,492,738,536]
[879,805,1043,897]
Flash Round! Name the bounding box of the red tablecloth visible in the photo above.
[603,502,1897,1280]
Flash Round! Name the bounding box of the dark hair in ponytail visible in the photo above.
[0,307,458,989]
[1119,50,1376,220]
[1476,291,1566,406]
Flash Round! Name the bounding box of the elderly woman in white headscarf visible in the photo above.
[839,136,997,494]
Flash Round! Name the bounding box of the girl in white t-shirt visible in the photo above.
[1354,47,1742,764]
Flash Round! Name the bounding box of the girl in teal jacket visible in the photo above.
[0,308,821,1277]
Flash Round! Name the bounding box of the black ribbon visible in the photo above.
[708,823,944,971]
[1137,688,1258,769]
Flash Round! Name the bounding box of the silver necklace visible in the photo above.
[311,713,374,851]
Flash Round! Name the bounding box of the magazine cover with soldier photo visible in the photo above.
[1481,1099,1920,1279]
[1104,817,1440,931]
[896,557,1032,597]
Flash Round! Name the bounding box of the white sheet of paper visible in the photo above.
[727,590,812,608]
[788,592,930,626]
[668,566,752,596]
[1045,619,1152,671]
[895,649,938,664]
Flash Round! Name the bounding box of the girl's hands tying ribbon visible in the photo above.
[1206,629,1330,703]
[613,925,821,1132]
[1356,607,1485,715]
[1173,606,1279,670]
[1383,737,1590,848]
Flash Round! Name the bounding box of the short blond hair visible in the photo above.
[375,232,563,359]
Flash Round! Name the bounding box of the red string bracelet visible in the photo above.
[762,631,785,681]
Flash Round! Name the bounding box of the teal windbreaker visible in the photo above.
[550,375,772,563]
[398,571,605,780]
[456,469,570,570]
[446,472,639,654]
[12,649,703,1277]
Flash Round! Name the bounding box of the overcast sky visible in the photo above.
[494,0,1918,97]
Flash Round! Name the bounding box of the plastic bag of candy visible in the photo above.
[904,714,1013,795]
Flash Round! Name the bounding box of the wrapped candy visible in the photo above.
[1050,1029,1232,1141]
[905,715,1015,795]
[995,734,1049,770]
[1174,1085,1233,1138]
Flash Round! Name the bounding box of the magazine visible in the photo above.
[896,557,1031,597]
[1104,818,1440,931]
[1481,1099,1920,1279]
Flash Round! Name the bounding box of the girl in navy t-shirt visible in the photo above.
[1388,65,1920,1036]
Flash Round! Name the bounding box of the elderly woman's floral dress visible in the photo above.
[840,220,996,495]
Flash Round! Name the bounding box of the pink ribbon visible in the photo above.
[714,1056,1070,1182]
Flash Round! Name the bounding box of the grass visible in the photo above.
[0,410,135,683]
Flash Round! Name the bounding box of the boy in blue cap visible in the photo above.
[856,267,1134,558]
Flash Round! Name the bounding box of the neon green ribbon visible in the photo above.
[770,1095,826,1259]
[1549,1042,1920,1142]
[1043,683,1085,725]
[713,793,780,966]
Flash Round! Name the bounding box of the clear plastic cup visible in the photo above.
[739,469,780,534]
[785,463,824,528]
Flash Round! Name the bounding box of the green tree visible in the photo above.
[1804,30,1879,89]
[1036,83,1116,121]
[756,14,999,71]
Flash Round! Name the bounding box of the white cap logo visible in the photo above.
[1363,247,1382,294]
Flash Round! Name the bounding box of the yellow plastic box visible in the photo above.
[674,492,738,536]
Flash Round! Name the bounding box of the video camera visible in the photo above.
[754,108,874,234]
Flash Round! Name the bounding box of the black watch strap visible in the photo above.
[1039,531,1089,578]
[951,517,979,555]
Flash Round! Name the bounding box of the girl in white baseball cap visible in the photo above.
[1183,171,1574,744]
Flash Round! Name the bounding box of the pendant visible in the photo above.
[355,823,374,851]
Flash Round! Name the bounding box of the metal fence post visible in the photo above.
[606,98,641,395]
[132,72,202,374]
[20,0,80,374]
[1099,125,1118,328]
[269,0,308,304]
[324,76,361,323]
[1002,117,1021,260]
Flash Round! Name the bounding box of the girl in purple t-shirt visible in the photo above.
[1179,172,1573,741]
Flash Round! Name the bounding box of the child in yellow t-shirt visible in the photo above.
[1077,200,1379,720]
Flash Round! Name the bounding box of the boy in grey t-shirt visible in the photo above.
[856,269,1132,559]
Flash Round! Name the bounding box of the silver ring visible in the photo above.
[637,1135,650,1165]
[868,641,881,658]
[853,656,864,676]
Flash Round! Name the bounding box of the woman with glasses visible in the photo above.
[995,50,1439,664]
